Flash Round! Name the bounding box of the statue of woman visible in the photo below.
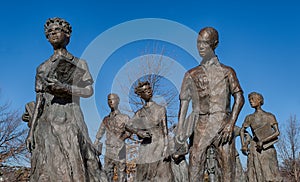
[240,92,282,182]
[129,81,174,181]
[26,17,107,182]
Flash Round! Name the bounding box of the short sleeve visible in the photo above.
[35,63,47,93]
[179,72,193,101]
[77,59,94,87]
[227,67,243,95]
[35,73,43,93]
[269,113,278,125]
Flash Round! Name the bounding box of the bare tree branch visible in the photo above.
[0,101,29,166]
[277,115,300,181]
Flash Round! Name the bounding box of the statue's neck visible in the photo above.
[53,47,68,56]
[111,107,118,112]
[255,106,263,112]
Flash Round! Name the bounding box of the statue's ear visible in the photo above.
[214,40,219,49]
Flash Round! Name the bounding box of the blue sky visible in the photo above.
[1,0,300,166]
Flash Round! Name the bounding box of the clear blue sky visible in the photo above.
[0,0,299,166]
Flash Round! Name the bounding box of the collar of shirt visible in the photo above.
[144,100,154,109]
[50,51,74,62]
[109,109,121,117]
[201,56,220,68]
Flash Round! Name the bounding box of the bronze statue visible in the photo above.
[233,126,249,182]
[240,92,282,182]
[94,93,131,182]
[128,81,174,181]
[25,17,107,182]
[169,129,189,182]
[22,101,35,128]
[174,27,245,181]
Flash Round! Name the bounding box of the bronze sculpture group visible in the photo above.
[23,17,282,182]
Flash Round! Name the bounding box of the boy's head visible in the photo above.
[197,27,219,58]
[107,93,120,109]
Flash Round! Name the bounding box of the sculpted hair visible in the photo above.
[44,17,72,39]
[199,27,219,48]
[248,92,264,106]
[108,93,120,102]
[134,81,151,96]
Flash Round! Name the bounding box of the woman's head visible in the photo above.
[44,17,72,48]
[248,92,264,108]
[134,81,153,101]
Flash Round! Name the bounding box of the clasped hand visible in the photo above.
[137,130,151,139]
[241,145,249,156]
[45,78,70,94]
[256,141,263,150]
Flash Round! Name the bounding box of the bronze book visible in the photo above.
[48,58,85,85]
[254,123,278,149]
[25,101,35,119]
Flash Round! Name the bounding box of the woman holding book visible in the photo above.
[26,17,107,182]
[129,81,174,181]
[240,92,282,182]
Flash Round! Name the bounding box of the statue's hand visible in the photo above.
[174,140,182,152]
[137,130,151,139]
[172,154,180,160]
[241,145,249,156]
[47,78,71,94]
[22,113,30,122]
[26,134,35,153]
[220,123,234,145]
[256,141,263,150]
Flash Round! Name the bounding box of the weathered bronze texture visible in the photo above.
[94,93,131,182]
[25,17,107,182]
[22,101,35,127]
[128,81,174,181]
[240,92,282,182]
[174,27,245,182]
[169,126,189,182]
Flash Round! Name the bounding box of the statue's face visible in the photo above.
[108,95,119,109]
[249,95,261,108]
[140,85,153,102]
[197,30,215,58]
[47,24,68,48]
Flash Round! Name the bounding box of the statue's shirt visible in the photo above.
[180,57,243,115]
[96,110,130,155]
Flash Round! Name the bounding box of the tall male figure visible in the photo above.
[174,27,245,182]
